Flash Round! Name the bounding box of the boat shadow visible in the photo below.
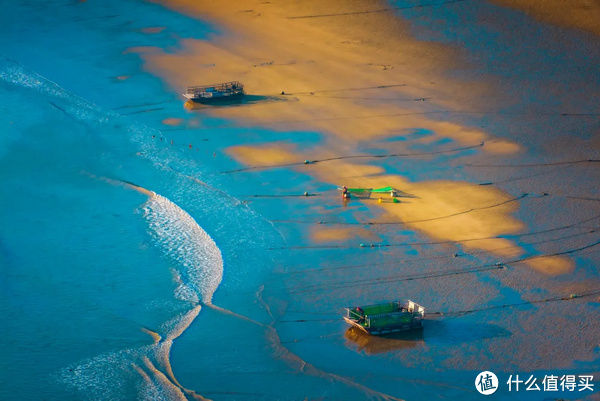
[344,326,425,355]
[184,94,292,110]
[344,319,511,355]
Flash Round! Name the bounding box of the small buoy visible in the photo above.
[453,253,459,257]
[392,198,400,203]
[189,144,192,149]
[570,293,578,299]
[170,139,173,145]
[281,90,285,95]
[378,197,383,204]
[304,159,311,164]
[303,191,309,196]
[359,243,366,248]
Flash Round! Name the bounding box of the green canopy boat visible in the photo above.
[344,300,425,335]
[340,186,401,199]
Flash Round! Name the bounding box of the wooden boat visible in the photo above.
[343,300,425,335]
[183,81,244,103]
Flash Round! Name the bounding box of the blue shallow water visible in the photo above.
[0,2,286,400]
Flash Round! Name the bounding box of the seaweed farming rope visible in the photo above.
[291,236,600,293]
[272,192,531,225]
[279,289,600,323]
[466,159,600,168]
[270,211,600,251]
[220,142,483,174]
[281,83,407,95]
[253,110,600,126]
[426,288,600,317]
[282,227,599,280]
[287,0,469,19]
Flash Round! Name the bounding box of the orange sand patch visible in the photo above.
[115,75,130,81]
[229,148,528,261]
[491,0,600,37]
[139,0,520,153]
[162,117,184,126]
[524,255,575,275]
[311,227,379,243]
[226,144,297,166]
[462,238,524,259]
[484,139,522,154]
[141,327,161,344]
[141,26,166,34]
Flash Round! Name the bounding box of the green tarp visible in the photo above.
[347,186,398,194]
[360,302,398,315]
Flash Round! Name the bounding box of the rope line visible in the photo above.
[272,192,531,226]
[270,211,600,251]
[286,0,469,19]
[466,159,600,168]
[277,289,600,323]
[290,237,600,293]
[283,228,598,279]
[427,288,600,317]
[220,142,483,174]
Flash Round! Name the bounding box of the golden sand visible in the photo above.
[226,144,298,166]
[492,0,600,37]
[139,0,578,275]
[141,327,162,344]
[226,146,573,274]
[523,255,575,275]
[139,0,520,153]
[311,226,380,243]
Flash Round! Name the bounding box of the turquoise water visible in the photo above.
[0,2,289,399]
[2,1,599,400]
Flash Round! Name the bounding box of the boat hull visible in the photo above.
[184,93,244,104]
[343,316,422,336]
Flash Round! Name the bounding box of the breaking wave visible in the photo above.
[60,189,222,401]
[142,192,223,304]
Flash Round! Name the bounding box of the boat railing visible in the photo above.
[347,309,363,320]
[185,81,244,95]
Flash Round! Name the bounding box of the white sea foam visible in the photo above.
[60,191,223,400]
[142,192,223,304]
[59,347,149,401]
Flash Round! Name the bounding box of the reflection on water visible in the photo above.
[344,326,424,355]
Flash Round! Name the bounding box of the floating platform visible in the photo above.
[343,300,425,335]
[183,81,244,103]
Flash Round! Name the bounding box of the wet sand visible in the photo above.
[491,0,600,37]
[134,0,600,397]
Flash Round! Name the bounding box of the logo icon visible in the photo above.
[475,371,499,395]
